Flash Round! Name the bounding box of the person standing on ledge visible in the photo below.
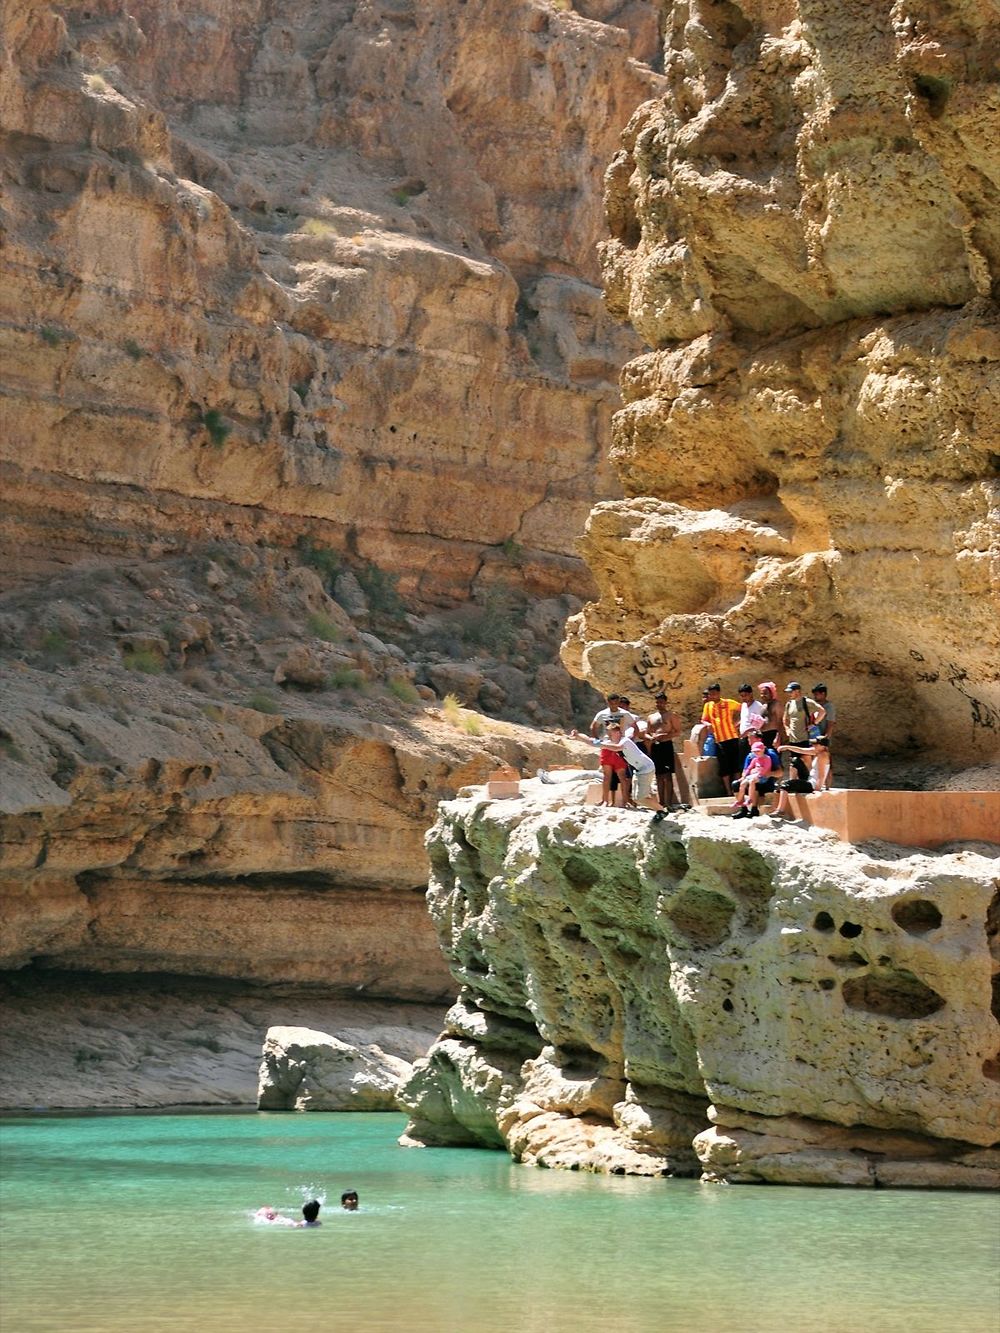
[701,683,742,795]
[737,683,765,766]
[646,692,682,809]
[782,682,826,771]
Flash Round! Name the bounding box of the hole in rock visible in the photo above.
[913,74,951,118]
[814,911,835,932]
[722,998,734,1013]
[818,978,836,991]
[561,923,583,942]
[665,886,735,949]
[839,921,863,938]
[982,1053,1000,1082]
[892,899,943,934]
[562,854,600,890]
[842,968,945,1019]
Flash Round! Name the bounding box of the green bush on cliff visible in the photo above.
[123,649,165,674]
[296,538,341,588]
[306,612,342,643]
[462,586,521,655]
[356,561,405,619]
[200,408,231,447]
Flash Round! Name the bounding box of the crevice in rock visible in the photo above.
[841,968,945,1020]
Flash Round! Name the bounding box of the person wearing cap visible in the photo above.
[646,692,682,808]
[731,739,778,818]
[700,683,742,794]
[782,682,825,749]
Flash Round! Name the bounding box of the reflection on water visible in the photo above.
[1,1112,997,1333]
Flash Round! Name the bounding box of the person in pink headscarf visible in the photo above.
[757,682,781,747]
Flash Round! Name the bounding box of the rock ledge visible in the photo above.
[399,783,999,1187]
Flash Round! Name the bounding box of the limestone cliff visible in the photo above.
[563,0,1000,767]
[1,0,663,602]
[399,784,999,1187]
[0,0,664,1092]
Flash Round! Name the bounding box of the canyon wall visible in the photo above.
[0,0,664,1094]
[563,0,1000,766]
[400,785,999,1187]
[1,0,663,602]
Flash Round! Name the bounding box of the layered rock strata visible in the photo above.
[399,784,1000,1187]
[1,0,664,603]
[564,0,1000,766]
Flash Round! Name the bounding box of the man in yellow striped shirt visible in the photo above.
[701,683,742,794]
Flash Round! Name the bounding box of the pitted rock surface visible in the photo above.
[564,0,1000,767]
[399,785,1000,1186]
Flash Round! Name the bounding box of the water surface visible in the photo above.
[2,1112,997,1332]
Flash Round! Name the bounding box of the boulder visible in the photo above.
[273,646,327,689]
[257,1025,413,1111]
[427,662,485,706]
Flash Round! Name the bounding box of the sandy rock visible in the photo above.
[0,973,444,1110]
[0,0,654,606]
[563,0,1000,766]
[398,785,999,1184]
[258,1024,411,1111]
[533,662,572,721]
[334,572,369,619]
[428,662,485,706]
[274,645,327,689]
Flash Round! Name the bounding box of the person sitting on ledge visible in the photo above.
[732,740,778,819]
[770,738,832,818]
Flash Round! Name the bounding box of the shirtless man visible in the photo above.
[646,692,682,808]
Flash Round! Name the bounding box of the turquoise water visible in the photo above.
[1,1113,997,1333]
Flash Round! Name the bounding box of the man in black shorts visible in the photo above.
[646,692,681,808]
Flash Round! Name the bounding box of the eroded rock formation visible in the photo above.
[399,785,999,1186]
[563,0,1000,766]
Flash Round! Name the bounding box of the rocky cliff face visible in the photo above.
[1,0,663,602]
[0,0,664,1084]
[563,0,1000,766]
[400,787,999,1187]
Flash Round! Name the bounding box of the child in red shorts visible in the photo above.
[598,723,628,806]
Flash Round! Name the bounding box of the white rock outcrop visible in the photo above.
[258,1025,414,1111]
[398,783,999,1187]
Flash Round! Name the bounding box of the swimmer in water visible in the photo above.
[254,1206,296,1227]
[341,1190,359,1211]
[298,1200,322,1227]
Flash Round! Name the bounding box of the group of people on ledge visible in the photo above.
[572,680,835,822]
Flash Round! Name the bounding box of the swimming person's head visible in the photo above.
[302,1200,321,1224]
[341,1190,359,1211]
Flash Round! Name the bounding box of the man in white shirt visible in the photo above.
[590,692,638,740]
[737,683,765,766]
